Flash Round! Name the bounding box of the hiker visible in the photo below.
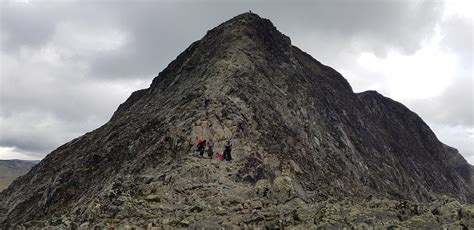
[196,138,206,157]
[199,139,206,157]
[207,139,215,159]
[223,140,232,161]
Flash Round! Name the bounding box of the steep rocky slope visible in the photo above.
[0,160,36,191]
[444,143,473,184]
[1,13,472,228]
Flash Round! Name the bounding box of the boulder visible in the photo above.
[254,179,271,198]
[270,176,296,204]
[144,195,161,202]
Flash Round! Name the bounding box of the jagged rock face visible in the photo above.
[0,13,472,227]
[444,143,473,184]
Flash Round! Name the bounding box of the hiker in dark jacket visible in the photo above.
[197,139,206,157]
[223,140,232,161]
[207,139,215,159]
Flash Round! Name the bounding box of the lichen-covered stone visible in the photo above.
[271,176,296,204]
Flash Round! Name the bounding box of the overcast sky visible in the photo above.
[0,0,473,163]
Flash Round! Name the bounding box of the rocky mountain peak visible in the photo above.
[206,12,292,50]
[1,13,473,228]
[148,12,291,86]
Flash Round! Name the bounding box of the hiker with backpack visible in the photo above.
[223,139,232,161]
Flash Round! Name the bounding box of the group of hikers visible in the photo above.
[195,137,232,161]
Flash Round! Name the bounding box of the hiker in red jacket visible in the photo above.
[195,138,206,157]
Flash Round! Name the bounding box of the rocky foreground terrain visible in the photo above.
[14,156,474,229]
[1,13,473,229]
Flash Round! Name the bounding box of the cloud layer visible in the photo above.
[1,0,472,162]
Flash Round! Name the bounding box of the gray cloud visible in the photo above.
[406,76,473,127]
[0,0,472,162]
[440,15,473,70]
[0,3,57,51]
[267,0,442,55]
[88,0,444,79]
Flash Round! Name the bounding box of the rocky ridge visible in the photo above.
[13,155,474,229]
[0,13,473,228]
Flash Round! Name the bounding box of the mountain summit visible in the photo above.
[1,13,473,228]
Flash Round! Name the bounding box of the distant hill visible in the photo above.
[0,160,37,191]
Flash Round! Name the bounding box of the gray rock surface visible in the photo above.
[0,12,473,228]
